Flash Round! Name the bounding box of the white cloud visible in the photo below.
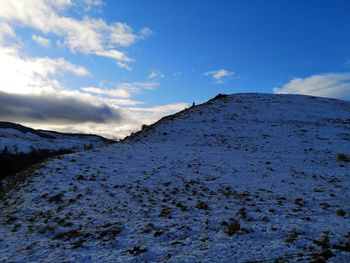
[204,69,234,83]
[273,72,350,100]
[0,0,150,69]
[148,70,164,80]
[32,34,51,47]
[0,22,15,45]
[82,81,159,99]
[116,81,159,93]
[81,86,131,98]
[107,99,144,106]
[80,0,103,11]
[139,27,153,38]
[108,22,137,47]
[0,47,89,95]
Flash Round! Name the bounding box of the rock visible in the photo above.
[226,221,241,236]
[196,201,209,210]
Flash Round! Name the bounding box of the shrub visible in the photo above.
[337,153,350,162]
[226,221,241,236]
[84,143,93,150]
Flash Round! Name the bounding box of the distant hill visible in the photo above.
[0,121,113,154]
[0,122,56,139]
[0,93,349,262]
[0,121,114,180]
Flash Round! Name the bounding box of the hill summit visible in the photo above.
[1,93,349,262]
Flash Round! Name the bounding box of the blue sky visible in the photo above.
[0,0,349,137]
[104,0,350,103]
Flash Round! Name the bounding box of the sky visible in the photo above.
[0,0,350,138]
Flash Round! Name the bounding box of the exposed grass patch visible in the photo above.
[159,206,172,217]
[53,229,84,241]
[196,201,209,210]
[128,246,148,256]
[71,239,85,249]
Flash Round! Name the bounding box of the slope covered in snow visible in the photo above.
[0,121,110,154]
[0,93,349,262]
[0,122,113,181]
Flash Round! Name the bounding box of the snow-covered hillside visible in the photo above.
[0,93,349,262]
[0,122,110,154]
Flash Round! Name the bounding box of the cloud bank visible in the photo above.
[0,90,122,124]
[274,72,350,100]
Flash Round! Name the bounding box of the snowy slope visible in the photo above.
[0,93,349,262]
[0,122,111,154]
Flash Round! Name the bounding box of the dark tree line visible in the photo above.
[0,147,73,181]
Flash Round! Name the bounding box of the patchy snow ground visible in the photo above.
[0,93,349,262]
[0,125,109,154]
